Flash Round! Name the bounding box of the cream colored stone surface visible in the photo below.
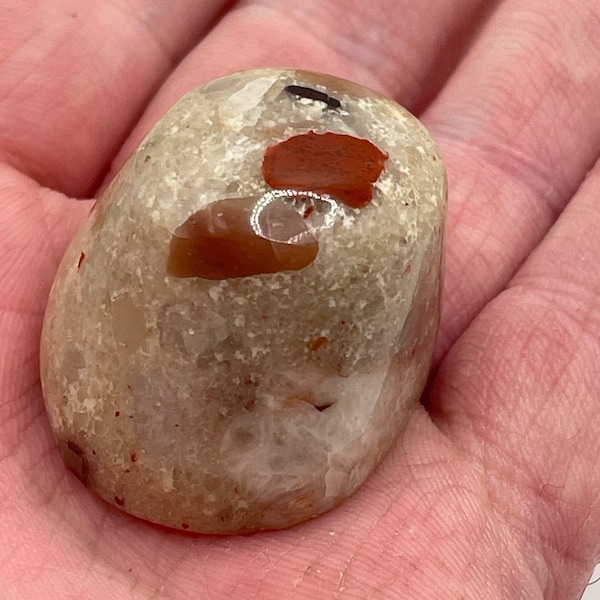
[40,68,446,533]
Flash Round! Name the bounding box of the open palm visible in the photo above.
[2,1,600,598]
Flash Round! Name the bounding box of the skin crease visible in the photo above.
[1,0,600,597]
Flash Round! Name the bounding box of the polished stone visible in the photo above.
[40,68,446,533]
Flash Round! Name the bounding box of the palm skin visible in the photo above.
[2,1,600,598]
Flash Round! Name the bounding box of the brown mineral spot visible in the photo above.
[181,523,190,529]
[77,252,85,271]
[114,496,125,506]
[306,336,329,351]
[262,131,388,208]
[168,197,319,279]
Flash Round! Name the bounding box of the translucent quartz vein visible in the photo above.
[40,68,447,534]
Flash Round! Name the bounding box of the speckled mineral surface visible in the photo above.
[40,68,446,534]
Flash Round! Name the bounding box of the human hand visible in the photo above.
[2,1,600,598]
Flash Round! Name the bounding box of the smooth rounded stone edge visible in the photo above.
[40,68,446,534]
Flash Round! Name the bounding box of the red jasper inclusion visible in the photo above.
[262,131,388,209]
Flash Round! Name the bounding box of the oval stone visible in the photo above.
[40,68,446,534]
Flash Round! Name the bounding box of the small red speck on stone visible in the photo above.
[404,264,412,274]
[181,523,190,530]
[303,205,315,219]
[114,496,125,506]
[77,252,86,271]
[130,452,137,462]
[115,411,120,417]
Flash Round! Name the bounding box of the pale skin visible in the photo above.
[2,1,600,598]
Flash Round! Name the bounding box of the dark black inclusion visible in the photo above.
[285,85,342,110]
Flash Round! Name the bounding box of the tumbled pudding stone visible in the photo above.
[40,68,446,534]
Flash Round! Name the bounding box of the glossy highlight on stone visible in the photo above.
[167,196,319,279]
[40,68,447,534]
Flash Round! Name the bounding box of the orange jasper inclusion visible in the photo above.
[262,131,388,209]
[167,197,318,280]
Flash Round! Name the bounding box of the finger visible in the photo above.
[108,0,495,175]
[432,160,600,594]
[424,0,600,359]
[240,0,497,111]
[0,163,91,413]
[0,0,232,197]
